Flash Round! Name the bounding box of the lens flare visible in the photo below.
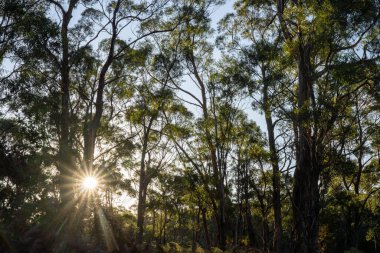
[82,176,98,190]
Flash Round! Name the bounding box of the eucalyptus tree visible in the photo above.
[160,1,239,248]
[274,2,379,251]
[79,0,182,175]
[1,0,186,250]
[218,1,380,252]
[217,4,297,251]
[322,89,380,250]
[171,100,269,250]
[231,113,268,248]
[5,0,182,199]
[4,0,183,202]
[125,73,192,249]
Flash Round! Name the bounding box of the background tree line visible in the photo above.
[0,0,379,252]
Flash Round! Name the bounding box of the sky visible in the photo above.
[211,0,235,27]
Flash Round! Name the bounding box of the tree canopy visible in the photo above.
[0,0,379,253]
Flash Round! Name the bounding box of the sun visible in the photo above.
[82,176,98,190]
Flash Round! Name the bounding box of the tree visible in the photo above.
[217,5,293,251]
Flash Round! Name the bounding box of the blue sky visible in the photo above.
[211,0,235,29]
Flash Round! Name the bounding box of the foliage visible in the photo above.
[0,0,379,253]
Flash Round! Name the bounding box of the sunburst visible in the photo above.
[82,176,98,190]
[75,165,107,194]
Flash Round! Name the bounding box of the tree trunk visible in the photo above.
[190,53,227,250]
[292,43,320,253]
[57,1,77,208]
[262,217,270,252]
[202,207,211,251]
[244,175,255,247]
[136,135,149,248]
[246,205,256,248]
[136,170,148,248]
[351,99,364,248]
[83,0,120,171]
[192,208,200,253]
[136,117,155,250]
[276,3,321,252]
[262,81,283,253]
[218,176,227,250]
[52,2,79,251]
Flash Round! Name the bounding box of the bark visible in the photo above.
[136,165,148,247]
[55,0,78,207]
[83,0,121,171]
[347,98,365,249]
[262,78,283,253]
[246,203,256,247]
[235,165,243,247]
[192,208,201,253]
[136,117,155,248]
[292,43,320,253]
[202,207,211,251]
[262,217,270,252]
[218,180,227,250]
[190,52,226,250]
[275,2,322,252]
[48,0,79,250]
[244,164,255,247]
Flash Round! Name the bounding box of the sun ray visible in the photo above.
[97,208,119,252]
